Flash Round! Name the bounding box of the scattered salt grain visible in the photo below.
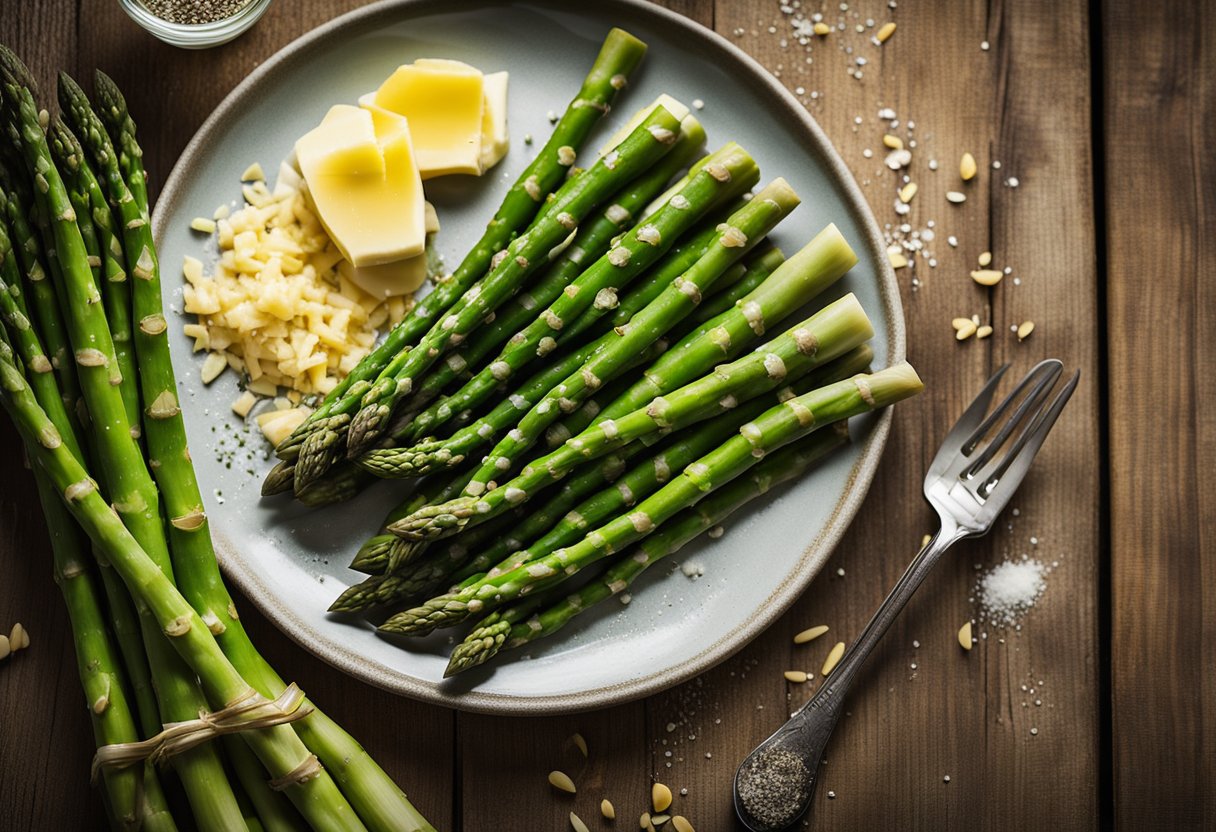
[976,559,1049,627]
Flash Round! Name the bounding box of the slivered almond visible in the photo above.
[882,134,904,150]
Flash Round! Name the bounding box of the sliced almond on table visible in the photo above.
[672,817,696,832]
[946,191,967,204]
[794,624,829,644]
[548,770,576,793]
[653,782,673,812]
[822,641,846,676]
[9,622,28,651]
[958,621,974,651]
[0,634,10,661]
[570,732,588,757]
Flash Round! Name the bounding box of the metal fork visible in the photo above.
[733,359,1080,831]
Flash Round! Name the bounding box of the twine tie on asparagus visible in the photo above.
[90,683,315,782]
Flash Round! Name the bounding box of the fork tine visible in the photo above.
[927,364,1011,476]
[962,361,1063,479]
[977,369,1080,499]
[962,359,1062,455]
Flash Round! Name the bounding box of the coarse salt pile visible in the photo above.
[976,558,1049,627]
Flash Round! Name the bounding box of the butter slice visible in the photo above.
[599,94,691,155]
[372,59,484,178]
[296,105,425,267]
[339,255,428,301]
[479,71,509,172]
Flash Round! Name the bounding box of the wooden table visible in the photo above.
[1,0,1210,829]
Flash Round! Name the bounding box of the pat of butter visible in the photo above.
[339,255,429,301]
[479,71,509,172]
[372,59,485,178]
[599,94,691,155]
[295,104,426,267]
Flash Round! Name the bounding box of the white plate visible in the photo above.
[153,0,905,714]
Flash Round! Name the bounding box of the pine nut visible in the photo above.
[1017,320,1036,341]
[958,621,973,650]
[794,625,829,644]
[898,182,918,203]
[876,22,897,42]
[960,152,978,181]
[946,191,967,204]
[971,269,1003,286]
[813,22,831,35]
[548,770,576,793]
[822,641,846,676]
[653,782,673,812]
[978,251,992,267]
[784,670,809,683]
[570,812,590,832]
[601,799,615,819]
[955,320,978,340]
[882,134,904,150]
[0,634,9,661]
[570,732,588,757]
[976,325,994,339]
[672,817,696,832]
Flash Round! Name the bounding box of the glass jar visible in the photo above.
[116,0,274,49]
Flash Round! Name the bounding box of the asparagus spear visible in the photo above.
[544,245,785,448]
[332,107,685,470]
[0,350,366,831]
[274,28,648,464]
[33,466,178,831]
[448,423,850,675]
[463,178,801,496]
[87,71,435,831]
[0,180,161,741]
[380,363,922,635]
[47,118,140,434]
[391,117,707,444]
[374,145,758,468]
[590,223,858,427]
[386,292,874,543]
[349,466,477,574]
[478,346,877,585]
[3,64,247,829]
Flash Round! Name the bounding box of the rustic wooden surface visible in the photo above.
[0,0,1203,829]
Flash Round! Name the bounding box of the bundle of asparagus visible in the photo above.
[0,49,435,831]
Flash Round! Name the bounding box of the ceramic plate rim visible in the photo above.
[153,0,905,715]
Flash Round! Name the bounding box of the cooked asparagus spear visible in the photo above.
[448,423,850,675]
[386,293,874,543]
[273,28,648,464]
[380,363,922,636]
[463,178,801,495]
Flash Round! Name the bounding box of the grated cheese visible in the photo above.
[182,166,418,402]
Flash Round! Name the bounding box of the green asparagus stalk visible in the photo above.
[349,466,477,574]
[0,180,160,740]
[371,144,759,469]
[33,467,178,831]
[448,423,850,675]
[544,245,786,448]
[0,350,366,831]
[475,345,877,586]
[380,363,922,635]
[353,323,669,480]
[590,223,858,427]
[0,162,84,424]
[391,117,707,445]
[331,106,686,470]
[47,118,140,434]
[4,65,247,829]
[385,292,875,543]
[274,28,648,464]
[86,71,436,831]
[463,178,801,496]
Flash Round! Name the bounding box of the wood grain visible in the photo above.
[0,0,1182,828]
[1104,1,1216,829]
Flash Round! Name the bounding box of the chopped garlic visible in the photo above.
[231,390,257,418]
[256,407,310,447]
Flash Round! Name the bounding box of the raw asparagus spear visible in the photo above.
[4,66,247,830]
[380,363,922,635]
[335,107,685,468]
[0,350,365,831]
[395,117,707,444]
[86,71,435,832]
[386,293,874,543]
[448,424,850,675]
[48,118,140,433]
[464,178,801,495]
[274,28,647,463]
[34,468,178,830]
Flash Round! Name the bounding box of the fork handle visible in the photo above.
[768,517,968,793]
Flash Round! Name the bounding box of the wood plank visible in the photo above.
[1104,1,1216,828]
[681,1,1103,829]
